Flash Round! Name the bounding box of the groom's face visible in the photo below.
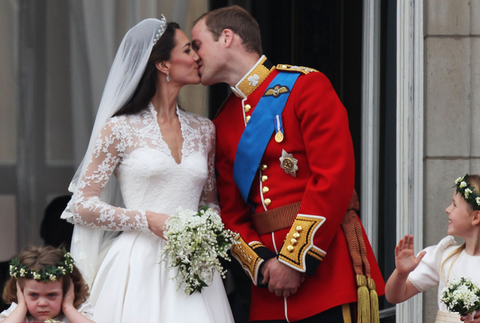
[191,19,223,86]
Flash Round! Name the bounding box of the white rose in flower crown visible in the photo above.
[460,181,468,188]
[456,177,464,185]
[465,188,472,198]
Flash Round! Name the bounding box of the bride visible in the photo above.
[61,17,234,323]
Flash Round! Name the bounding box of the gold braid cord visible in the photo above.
[230,235,264,285]
[342,190,379,323]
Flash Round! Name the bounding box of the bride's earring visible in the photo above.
[166,71,170,82]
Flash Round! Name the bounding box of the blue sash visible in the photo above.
[233,71,301,202]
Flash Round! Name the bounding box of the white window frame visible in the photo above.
[361,1,424,322]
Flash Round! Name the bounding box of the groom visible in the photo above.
[192,6,385,323]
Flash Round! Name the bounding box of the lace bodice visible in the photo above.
[63,104,218,233]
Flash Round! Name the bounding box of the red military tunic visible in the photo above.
[214,56,385,322]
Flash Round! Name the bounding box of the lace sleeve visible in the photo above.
[64,118,149,232]
[199,121,220,214]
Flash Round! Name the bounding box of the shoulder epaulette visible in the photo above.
[276,64,318,75]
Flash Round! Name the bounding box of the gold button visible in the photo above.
[296,226,303,232]
[264,198,271,207]
[244,104,251,112]
[245,115,251,123]
[287,245,294,252]
[261,175,268,182]
[261,164,268,171]
[262,186,270,194]
[293,232,300,239]
[290,238,297,245]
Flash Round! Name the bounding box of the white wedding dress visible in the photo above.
[62,104,234,323]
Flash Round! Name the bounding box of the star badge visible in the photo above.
[279,150,298,177]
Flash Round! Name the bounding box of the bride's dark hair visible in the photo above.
[114,22,180,117]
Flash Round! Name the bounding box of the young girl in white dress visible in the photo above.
[0,245,94,322]
[60,17,234,323]
[385,174,480,323]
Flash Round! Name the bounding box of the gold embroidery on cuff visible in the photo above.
[278,215,326,272]
[231,235,263,285]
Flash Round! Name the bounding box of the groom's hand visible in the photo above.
[261,258,306,298]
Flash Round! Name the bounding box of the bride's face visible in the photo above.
[167,29,200,85]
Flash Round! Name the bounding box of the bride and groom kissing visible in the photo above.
[62,5,385,323]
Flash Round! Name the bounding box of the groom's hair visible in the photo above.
[196,5,262,56]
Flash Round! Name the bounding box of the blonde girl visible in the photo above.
[1,245,94,322]
[385,174,480,322]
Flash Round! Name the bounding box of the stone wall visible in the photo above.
[424,1,480,321]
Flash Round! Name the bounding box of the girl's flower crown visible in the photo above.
[454,174,480,210]
[9,249,74,283]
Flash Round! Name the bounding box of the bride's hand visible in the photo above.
[146,211,169,239]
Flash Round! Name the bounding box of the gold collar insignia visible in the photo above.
[231,55,275,99]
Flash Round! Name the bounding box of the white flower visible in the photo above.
[20,268,26,277]
[476,197,480,206]
[49,274,57,281]
[456,177,464,185]
[248,74,259,86]
[161,206,236,295]
[34,273,41,280]
[460,181,468,188]
[441,277,480,317]
[465,188,472,198]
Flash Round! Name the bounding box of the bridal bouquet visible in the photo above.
[440,277,480,321]
[161,205,236,295]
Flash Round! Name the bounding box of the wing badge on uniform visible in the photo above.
[279,149,298,177]
[264,84,290,98]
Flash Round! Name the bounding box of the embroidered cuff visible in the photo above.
[231,235,273,285]
[278,214,326,273]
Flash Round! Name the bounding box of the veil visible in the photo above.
[61,17,167,287]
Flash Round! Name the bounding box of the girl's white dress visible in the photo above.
[0,302,94,322]
[62,104,234,323]
[408,235,480,320]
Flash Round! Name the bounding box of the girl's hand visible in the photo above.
[146,211,169,239]
[61,278,96,323]
[460,310,480,322]
[62,278,75,309]
[15,281,26,307]
[395,234,426,275]
[1,282,28,323]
